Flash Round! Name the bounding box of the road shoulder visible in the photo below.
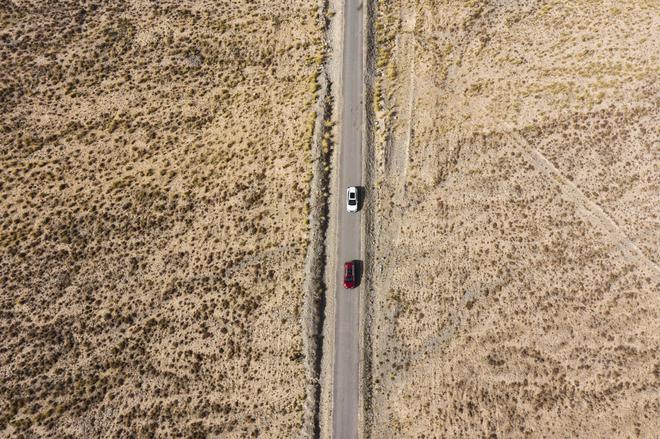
[318,0,344,437]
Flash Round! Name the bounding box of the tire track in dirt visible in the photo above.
[376,3,417,315]
[365,3,418,436]
[509,132,660,279]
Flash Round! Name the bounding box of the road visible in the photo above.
[332,0,363,438]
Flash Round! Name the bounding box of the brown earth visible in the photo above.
[366,1,659,437]
[0,1,325,437]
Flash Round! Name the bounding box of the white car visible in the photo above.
[346,186,358,212]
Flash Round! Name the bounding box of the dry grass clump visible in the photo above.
[0,0,324,437]
[366,0,659,437]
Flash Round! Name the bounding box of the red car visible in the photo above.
[343,261,356,289]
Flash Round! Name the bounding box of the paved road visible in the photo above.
[332,0,363,438]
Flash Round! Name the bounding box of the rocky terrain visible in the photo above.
[366,1,659,437]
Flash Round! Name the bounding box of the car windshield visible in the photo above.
[348,199,356,205]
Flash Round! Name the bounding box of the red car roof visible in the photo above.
[343,261,355,288]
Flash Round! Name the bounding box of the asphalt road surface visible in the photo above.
[332,0,363,438]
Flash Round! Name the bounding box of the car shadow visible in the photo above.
[352,259,363,287]
[355,186,366,211]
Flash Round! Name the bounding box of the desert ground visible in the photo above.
[0,1,326,437]
[366,0,659,437]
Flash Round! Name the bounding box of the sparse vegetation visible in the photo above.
[0,0,326,437]
[366,0,659,437]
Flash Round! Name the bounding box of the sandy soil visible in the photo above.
[366,1,659,437]
[0,1,325,437]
